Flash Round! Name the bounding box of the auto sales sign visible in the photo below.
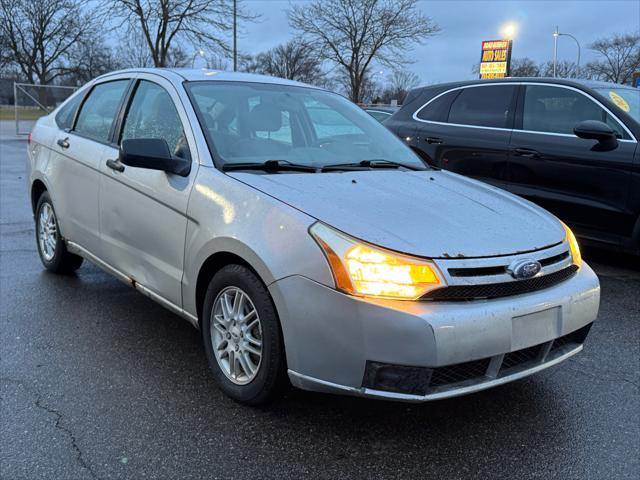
[479,40,512,79]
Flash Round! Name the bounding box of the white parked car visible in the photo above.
[27,69,600,405]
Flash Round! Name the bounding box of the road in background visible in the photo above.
[1,122,638,479]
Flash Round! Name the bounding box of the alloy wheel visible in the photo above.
[210,286,263,385]
[38,203,58,261]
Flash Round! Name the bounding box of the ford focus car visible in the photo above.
[26,69,600,405]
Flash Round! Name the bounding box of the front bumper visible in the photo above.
[268,263,600,402]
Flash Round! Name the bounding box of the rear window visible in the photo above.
[55,93,82,130]
[447,85,516,128]
[74,80,129,142]
[415,90,459,122]
[307,99,365,139]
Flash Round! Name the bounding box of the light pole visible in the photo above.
[553,27,581,78]
[192,49,205,68]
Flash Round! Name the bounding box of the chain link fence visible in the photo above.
[12,83,78,135]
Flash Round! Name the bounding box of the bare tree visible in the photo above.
[65,37,123,85]
[289,0,439,103]
[247,39,326,85]
[198,53,230,70]
[540,60,579,78]
[165,46,191,68]
[363,79,383,104]
[0,66,23,104]
[584,32,640,85]
[509,57,541,77]
[378,70,420,103]
[119,31,155,68]
[106,0,256,68]
[0,0,90,84]
[336,70,382,104]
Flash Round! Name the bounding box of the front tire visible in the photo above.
[35,191,83,274]
[201,264,287,405]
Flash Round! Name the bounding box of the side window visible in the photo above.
[416,90,460,122]
[74,80,129,142]
[605,112,630,140]
[306,98,365,139]
[121,81,190,159]
[55,93,82,130]
[522,85,607,135]
[448,85,516,128]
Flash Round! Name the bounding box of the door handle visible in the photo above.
[56,137,70,149]
[513,147,541,158]
[425,137,443,144]
[106,158,125,172]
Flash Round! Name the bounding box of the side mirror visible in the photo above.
[119,138,191,176]
[573,120,618,150]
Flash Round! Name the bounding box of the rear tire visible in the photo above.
[201,264,287,405]
[35,191,83,274]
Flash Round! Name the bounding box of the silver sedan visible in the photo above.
[26,68,600,404]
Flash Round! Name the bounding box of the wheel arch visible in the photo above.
[30,179,48,214]
[192,240,277,328]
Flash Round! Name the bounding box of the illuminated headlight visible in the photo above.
[562,222,582,267]
[310,223,444,300]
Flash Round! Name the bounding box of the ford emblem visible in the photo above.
[507,259,542,279]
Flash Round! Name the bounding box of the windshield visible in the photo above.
[186,81,426,171]
[596,87,640,123]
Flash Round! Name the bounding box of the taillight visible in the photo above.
[27,132,32,145]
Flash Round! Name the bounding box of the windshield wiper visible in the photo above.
[321,159,422,172]
[222,159,317,173]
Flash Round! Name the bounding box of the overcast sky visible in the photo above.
[236,0,640,85]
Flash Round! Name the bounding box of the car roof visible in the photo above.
[95,68,322,90]
[414,77,632,93]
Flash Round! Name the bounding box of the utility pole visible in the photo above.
[233,0,237,72]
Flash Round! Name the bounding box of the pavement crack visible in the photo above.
[2,377,100,480]
[33,396,100,480]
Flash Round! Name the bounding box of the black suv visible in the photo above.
[385,78,639,254]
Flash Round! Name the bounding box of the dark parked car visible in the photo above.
[385,78,640,254]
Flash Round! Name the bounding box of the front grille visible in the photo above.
[540,251,570,266]
[447,250,569,278]
[423,264,579,301]
[429,358,491,388]
[501,344,542,370]
[427,324,590,392]
[362,324,593,396]
[550,323,592,352]
[449,265,506,277]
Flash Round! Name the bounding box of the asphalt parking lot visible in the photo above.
[1,124,638,479]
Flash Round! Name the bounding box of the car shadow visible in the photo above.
[582,245,639,270]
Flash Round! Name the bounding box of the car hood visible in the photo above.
[228,170,565,258]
